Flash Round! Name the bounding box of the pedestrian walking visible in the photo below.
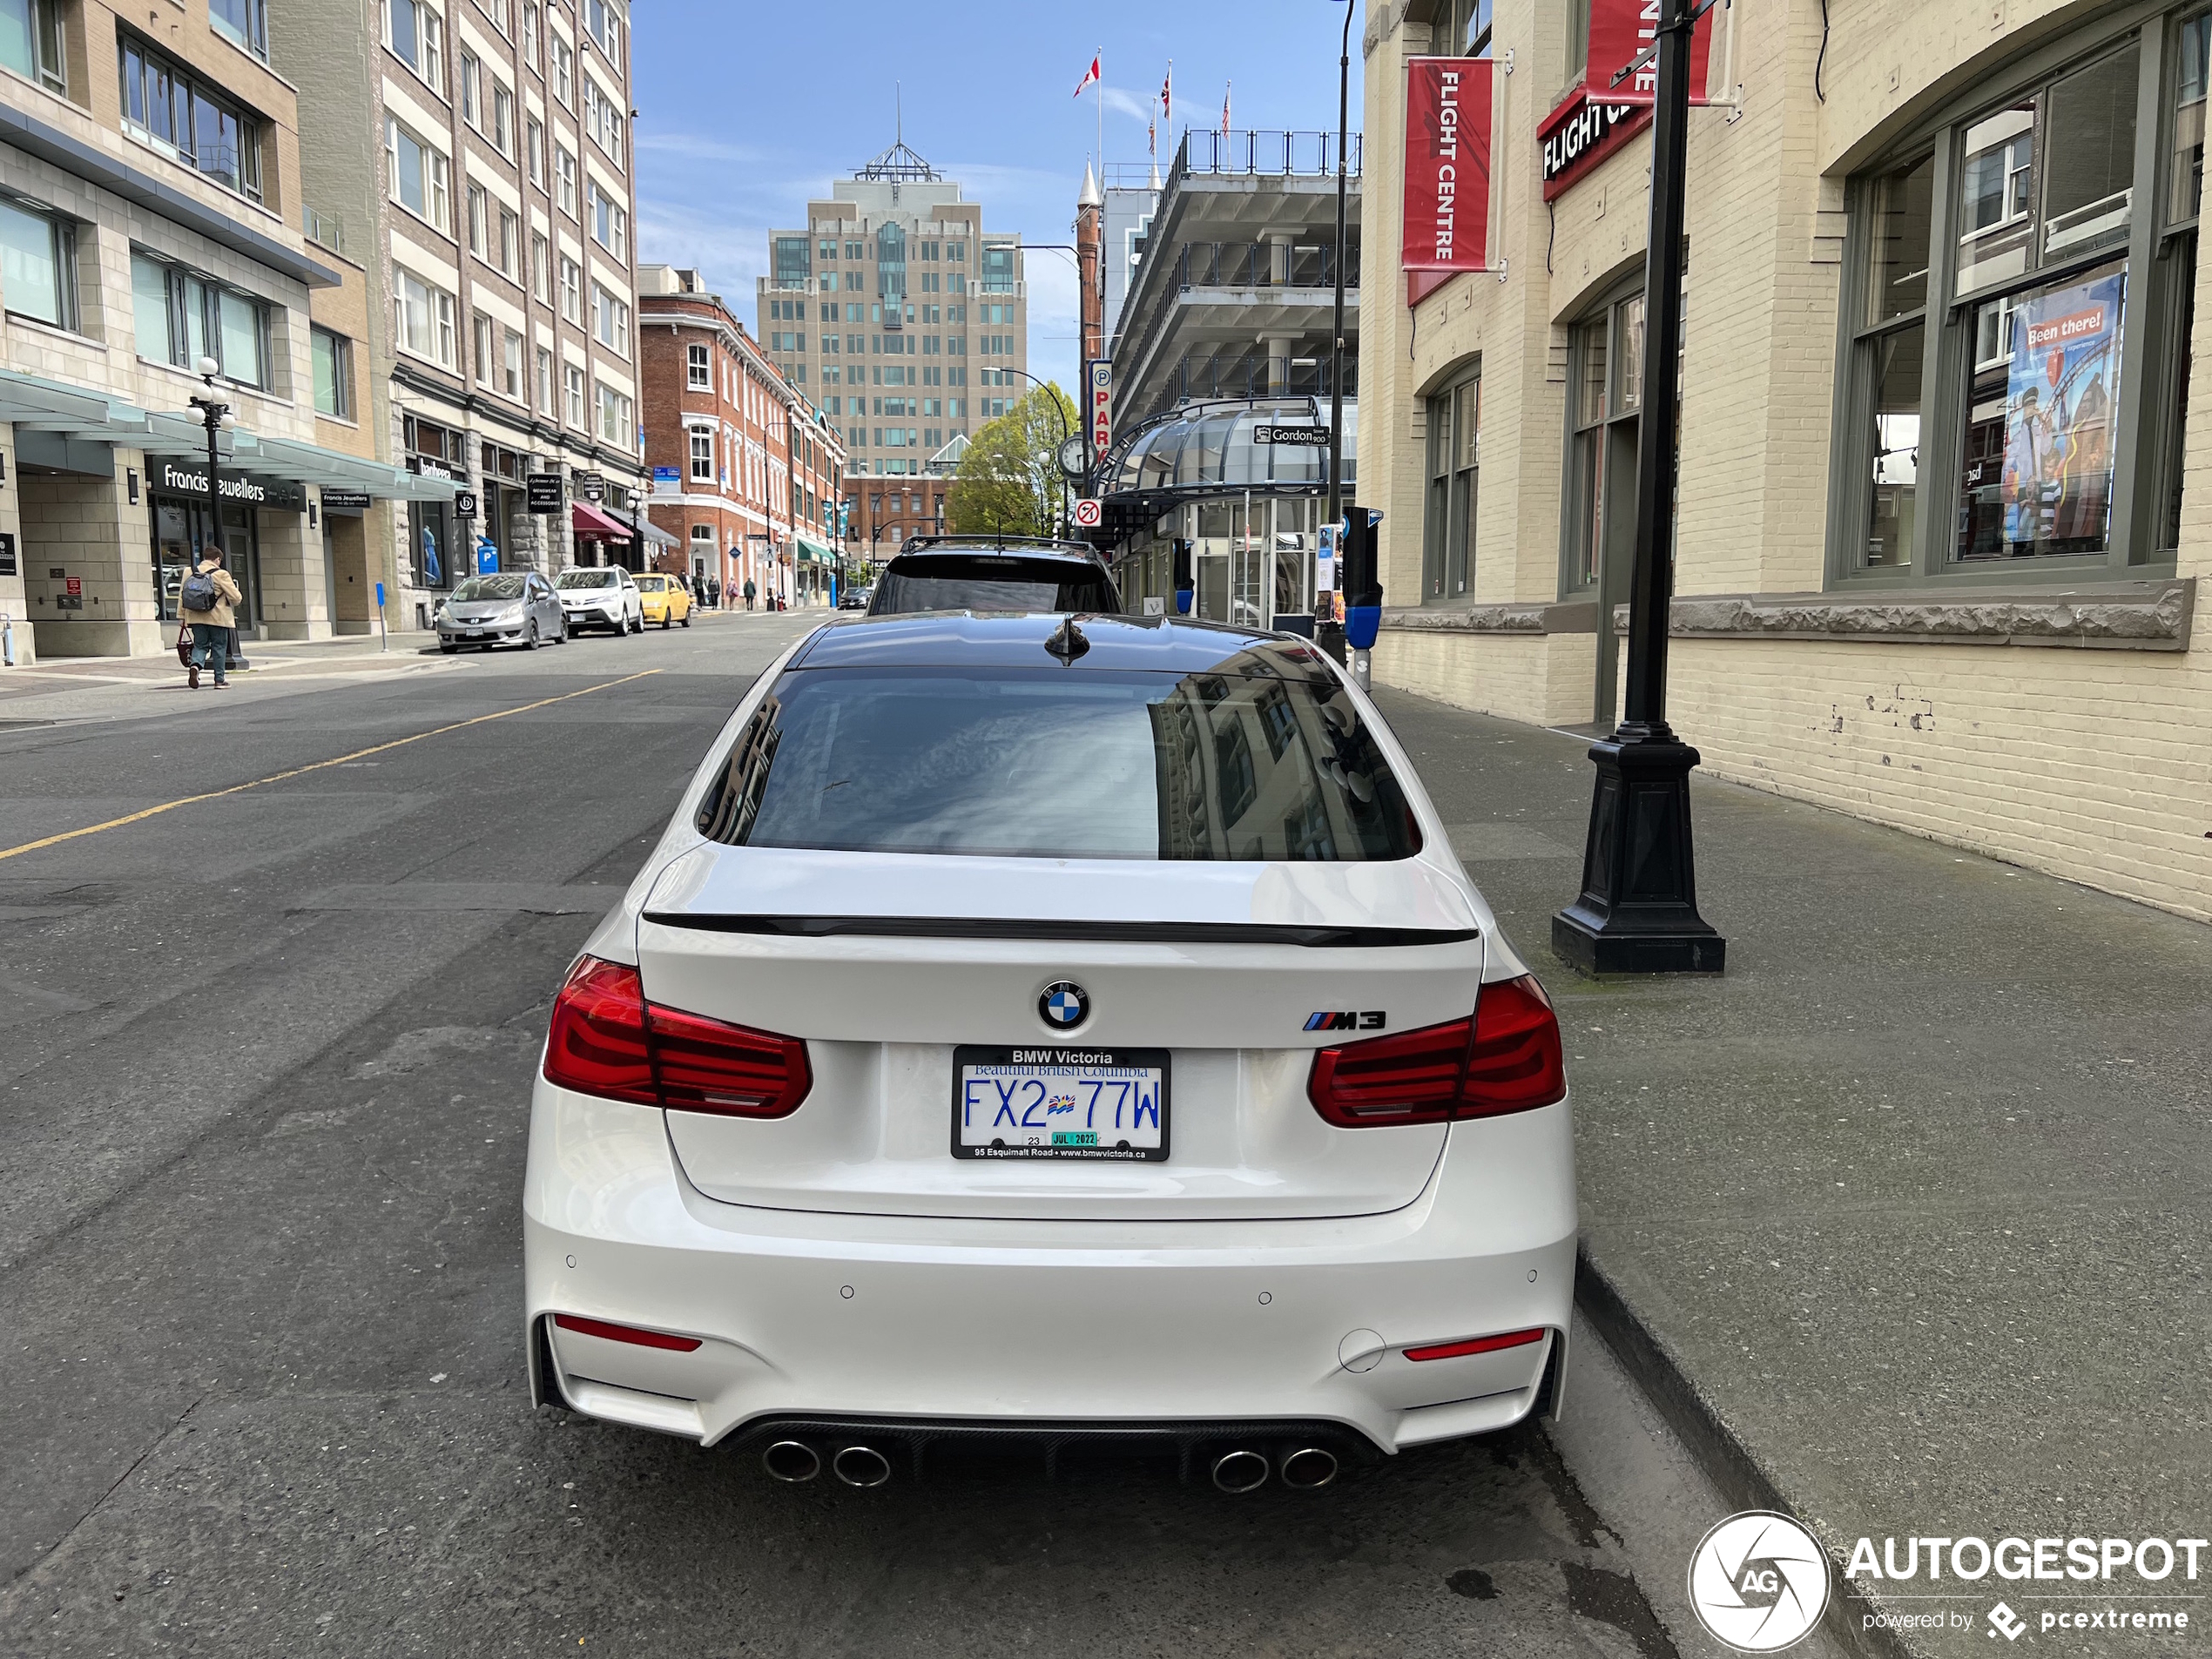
[179,545,241,690]
[706,574,722,609]
[743,577,757,612]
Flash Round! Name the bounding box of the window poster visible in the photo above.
[1999,268,2125,554]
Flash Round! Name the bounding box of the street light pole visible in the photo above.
[1551,0,1726,976]
[1326,0,1352,536]
[999,365,1072,537]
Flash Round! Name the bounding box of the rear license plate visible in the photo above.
[952,1046,1170,1161]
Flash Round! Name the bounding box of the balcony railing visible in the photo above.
[304,205,344,257]
[1178,129,1362,180]
[1141,352,1356,421]
[1165,239,1360,292]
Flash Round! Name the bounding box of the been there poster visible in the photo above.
[2002,267,2125,551]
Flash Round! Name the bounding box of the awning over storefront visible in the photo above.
[0,367,456,502]
[571,501,630,538]
[604,507,678,548]
[792,534,837,564]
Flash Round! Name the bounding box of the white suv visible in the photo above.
[554,567,644,635]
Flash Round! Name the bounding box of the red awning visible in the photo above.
[572,501,629,539]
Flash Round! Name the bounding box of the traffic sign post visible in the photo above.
[1073,498,1102,529]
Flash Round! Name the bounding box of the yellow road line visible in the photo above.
[0,669,663,864]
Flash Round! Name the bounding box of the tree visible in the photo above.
[947,383,1076,537]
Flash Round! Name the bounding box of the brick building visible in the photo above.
[1359,0,2212,922]
[639,265,844,606]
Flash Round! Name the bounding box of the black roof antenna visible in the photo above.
[1044,613,1089,664]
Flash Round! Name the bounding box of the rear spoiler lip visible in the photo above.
[639,913,1480,949]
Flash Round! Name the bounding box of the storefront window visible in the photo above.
[152,499,258,627]
[1837,17,2191,578]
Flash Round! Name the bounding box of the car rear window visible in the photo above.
[451,575,526,600]
[693,665,1420,861]
[556,570,617,589]
[869,556,1116,616]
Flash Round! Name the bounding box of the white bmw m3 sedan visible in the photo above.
[523,611,1576,1491]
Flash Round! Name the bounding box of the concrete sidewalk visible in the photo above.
[1376,688,2210,1657]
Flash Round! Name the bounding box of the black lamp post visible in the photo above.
[1551,0,1725,976]
[187,354,240,659]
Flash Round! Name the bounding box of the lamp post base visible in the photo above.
[1551,725,1726,976]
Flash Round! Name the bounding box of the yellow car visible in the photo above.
[635,573,693,629]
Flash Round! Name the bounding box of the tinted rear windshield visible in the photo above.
[694,665,1420,861]
[869,556,1116,616]
[556,570,617,589]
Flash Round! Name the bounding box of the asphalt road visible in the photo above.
[0,617,1736,1659]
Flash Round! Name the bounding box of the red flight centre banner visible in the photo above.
[1586,0,1718,105]
[1400,57,1494,278]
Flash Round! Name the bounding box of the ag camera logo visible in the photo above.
[1689,1511,1831,1652]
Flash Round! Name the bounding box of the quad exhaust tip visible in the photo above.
[1279,1447,1339,1489]
[1211,1449,1271,1494]
[832,1445,893,1488]
[763,1440,820,1483]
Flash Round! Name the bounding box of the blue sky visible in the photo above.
[632,3,1368,395]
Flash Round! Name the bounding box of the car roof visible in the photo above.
[789,611,1335,678]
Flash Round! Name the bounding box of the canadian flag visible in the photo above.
[1073,54,1100,98]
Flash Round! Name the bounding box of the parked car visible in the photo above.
[636,572,693,629]
[554,567,644,635]
[836,583,872,610]
[525,611,1574,1492]
[435,572,566,651]
[867,537,1119,617]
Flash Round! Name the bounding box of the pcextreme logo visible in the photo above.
[1688,1512,1831,1652]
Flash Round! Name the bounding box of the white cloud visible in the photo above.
[1098,86,1154,125]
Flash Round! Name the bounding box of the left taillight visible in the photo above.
[543,955,811,1118]
[1308,974,1567,1127]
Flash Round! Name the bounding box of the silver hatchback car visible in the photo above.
[437,572,567,651]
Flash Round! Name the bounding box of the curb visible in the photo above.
[1573,1239,1925,1659]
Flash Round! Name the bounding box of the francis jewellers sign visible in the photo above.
[156,459,305,513]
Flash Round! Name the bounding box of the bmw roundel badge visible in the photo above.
[1039,981,1089,1029]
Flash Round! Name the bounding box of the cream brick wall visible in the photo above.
[1364,0,2212,921]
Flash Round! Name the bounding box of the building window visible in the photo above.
[472,310,493,385]
[2,198,75,330]
[550,32,572,105]
[526,117,544,186]
[119,34,265,201]
[312,325,352,416]
[385,117,450,231]
[466,182,487,255]
[536,345,553,413]
[690,428,713,481]
[583,0,621,58]
[555,145,577,217]
[591,281,629,354]
[493,83,514,157]
[1440,0,1493,57]
[559,254,581,321]
[686,341,710,389]
[521,2,538,65]
[1563,287,1643,598]
[773,235,810,288]
[1423,366,1480,601]
[130,251,270,386]
[0,0,67,92]
[1834,17,2193,577]
[209,0,267,60]
[1565,0,1589,86]
[502,328,523,398]
[530,231,549,300]
[458,49,479,125]
[498,207,519,278]
[384,0,443,91]
[563,361,585,427]
[395,266,456,367]
[587,181,628,258]
[582,73,624,165]
[596,381,632,446]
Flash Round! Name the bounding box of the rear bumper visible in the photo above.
[522,1079,1577,1453]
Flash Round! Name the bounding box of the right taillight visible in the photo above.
[1308,974,1566,1127]
[543,955,811,1118]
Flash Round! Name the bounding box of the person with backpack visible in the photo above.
[742,577,757,612]
[179,544,241,690]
